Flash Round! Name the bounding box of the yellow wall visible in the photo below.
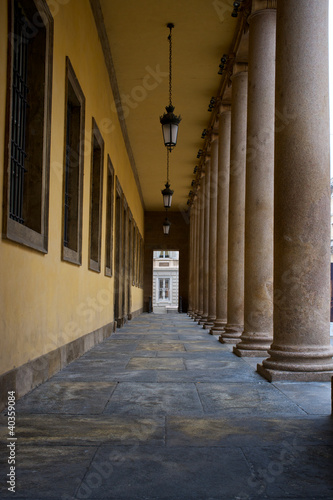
[0,0,144,375]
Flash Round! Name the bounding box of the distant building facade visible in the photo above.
[152,251,179,313]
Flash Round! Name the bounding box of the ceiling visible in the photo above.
[99,0,238,212]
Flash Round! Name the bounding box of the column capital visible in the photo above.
[218,103,231,115]
[209,122,219,142]
[232,62,248,78]
[252,0,276,13]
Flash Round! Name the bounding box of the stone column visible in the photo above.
[193,188,201,320]
[192,196,199,318]
[187,208,194,316]
[204,137,218,329]
[219,66,248,343]
[211,106,231,335]
[197,172,206,319]
[199,157,211,325]
[234,7,276,356]
[257,0,333,381]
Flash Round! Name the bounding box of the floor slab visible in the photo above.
[79,445,252,500]
[1,313,332,500]
[126,357,185,370]
[103,382,203,416]
[14,381,117,414]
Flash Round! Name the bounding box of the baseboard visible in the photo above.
[130,307,143,320]
[0,321,115,412]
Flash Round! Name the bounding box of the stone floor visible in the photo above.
[1,314,333,500]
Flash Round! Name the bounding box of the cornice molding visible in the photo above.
[89,0,145,210]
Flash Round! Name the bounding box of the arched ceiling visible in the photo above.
[99,0,239,211]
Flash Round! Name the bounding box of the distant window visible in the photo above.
[132,222,136,285]
[105,156,114,276]
[3,0,53,252]
[159,278,170,300]
[139,234,144,288]
[62,58,85,265]
[159,251,170,259]
[136,229,140,286]
[89,119,104,272]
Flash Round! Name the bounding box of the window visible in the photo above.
[3,0,53,252]
[89,119,104,272]
[132,222,136,286]
[105,156,114,276]
[158,278,170,301]
[128,212,133,288]
[159,251,170,259]
[138,233,143,288]
[136,228,140,286]
[62,57,85,265]
[140,235,144,288]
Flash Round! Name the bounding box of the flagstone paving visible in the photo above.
[0,313,332,499]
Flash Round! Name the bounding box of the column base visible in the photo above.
[233,347,268,357]
[198,315,208,326]
[218,324,243,344]
[203,317,216,330]
[257,363,333,382]
[257,344,333,381]
[210,320,226,336]
[233,333,272,357]
[195,311,203,322]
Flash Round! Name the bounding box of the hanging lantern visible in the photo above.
[161,182,174,209]
[161,149,174,208]
[163,217,171,235]
[160,105,181,151]
[159,23,181,151]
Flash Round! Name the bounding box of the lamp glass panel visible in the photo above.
[171,123,178,145]
[163,193,172,208]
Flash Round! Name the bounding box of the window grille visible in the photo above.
[63,103,72,248]
[9,1,29,223]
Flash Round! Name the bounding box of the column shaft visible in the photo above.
[199,159,211,325]
[194,189,201,319]
[234,8,276,356]
[219,70,248,343]
[258,0,333,381]
[198,175,205,318]
[193,197,199,317]
[187,210,193,316]
[211,109,231,334]
[204,139,218,329]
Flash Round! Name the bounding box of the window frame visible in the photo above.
[157,277,171,302]
[105,155,114,277]
[2,0,53,253]
[88,118,104,273]
[62,57,85,265]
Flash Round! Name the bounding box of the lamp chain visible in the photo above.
[168,25,172,107]
[167,149,170,184]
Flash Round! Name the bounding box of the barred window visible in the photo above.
[105,156,114,276]
[3,0,53,252]
[62,57,85,265]
[89,119,104,272]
